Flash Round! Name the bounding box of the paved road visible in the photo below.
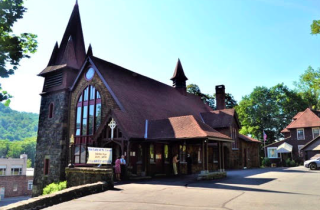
[45,166,320,210]
[0,196,30,207]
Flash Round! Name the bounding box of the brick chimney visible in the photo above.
[216,85,226,110]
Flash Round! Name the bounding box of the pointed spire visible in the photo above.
[60,36,78,68]
[87,44,93,57]
[171,59,188,81]
[52,2,85,68]
[47,42,59,66]
[171,59,188,91]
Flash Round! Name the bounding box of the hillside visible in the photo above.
[0,103,39,140]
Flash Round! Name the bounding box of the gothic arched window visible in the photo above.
[76,85,102,136]
[74,85,101,164]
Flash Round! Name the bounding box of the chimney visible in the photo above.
[216,85,226,110]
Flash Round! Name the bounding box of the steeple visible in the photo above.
[171,59,188,92]
[87,44,93,57]
[47,1,86,69]
[47,42,59,66]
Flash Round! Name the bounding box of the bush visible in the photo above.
[43,181,67,195]
[290,160,296,167]
[262,157,271,167]
[285,158,291,167]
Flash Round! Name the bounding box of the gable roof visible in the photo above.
[147,115,232,141]
[286,108,320,129]
[239,134,261,143]
[85,56,222,139]
[200,109,240,129]
[300,136,320,151]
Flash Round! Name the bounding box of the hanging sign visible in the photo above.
[87,147,112,164]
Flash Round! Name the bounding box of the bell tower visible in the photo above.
[33,1,86,196]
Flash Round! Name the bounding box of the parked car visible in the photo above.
[304,158,320,170]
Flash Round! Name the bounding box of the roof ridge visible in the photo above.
[91,56,209,100]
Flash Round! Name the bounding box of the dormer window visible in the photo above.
[297,128,305,140]
[312,128,320,139]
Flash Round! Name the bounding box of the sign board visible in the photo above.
[87,147,112,164]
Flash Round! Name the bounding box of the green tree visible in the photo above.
[0,0,38,104]
[294,66,320,109]
[27,158,32,167]
[311,20,320,35]
[236,84,308,144]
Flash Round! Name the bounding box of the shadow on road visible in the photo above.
[114,167,316,196]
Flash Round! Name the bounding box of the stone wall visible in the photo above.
[3,182,111,210]
[65,167,113,188]
[0,176,33,198]
[33,90,70,197]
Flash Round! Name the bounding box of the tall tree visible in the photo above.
[294,66,320,109]
[236,84,308,143]
[0,0,38,105]
[187,84,237,110]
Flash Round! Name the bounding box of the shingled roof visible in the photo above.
[200,109,240,129]
[147,115,231,140]
[286,108,320,129]
[84,56,227,139]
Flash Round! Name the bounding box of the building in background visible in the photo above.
[0,154,33,199]
[266,108,320,164]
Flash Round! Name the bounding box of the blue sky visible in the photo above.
[2,0,320,113]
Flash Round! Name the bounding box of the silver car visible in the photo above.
[304,158,320,170]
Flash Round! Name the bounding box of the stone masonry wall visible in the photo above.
[33,90,70,197]
[65,167,113,188]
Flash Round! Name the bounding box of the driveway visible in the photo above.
[45,166,320,210]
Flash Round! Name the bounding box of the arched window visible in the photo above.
[48,103,54,118]
[76,85,101,136]
[74,85,101,164]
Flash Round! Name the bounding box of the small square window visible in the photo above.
[11,167,22,175]
[268,147,278,158]
[0,166,6,176]
[28,180,33,190]
[297,129,305,140]
[13,184,18,191]
[312,128,320,139]
[298,145,304,157]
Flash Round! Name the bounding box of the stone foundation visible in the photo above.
[65,167,113,188]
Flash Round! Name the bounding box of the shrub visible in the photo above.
[43,181,67,195]
[285,158,291,167]
[262,157,271,167]
[290,160,296,167]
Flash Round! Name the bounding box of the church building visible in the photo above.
[33,2,260,196]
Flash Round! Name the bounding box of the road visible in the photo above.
[45,166,320,210]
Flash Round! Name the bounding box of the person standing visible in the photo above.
[120,155,127,180]
[172,154,179,175]
[115,156,121,181]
